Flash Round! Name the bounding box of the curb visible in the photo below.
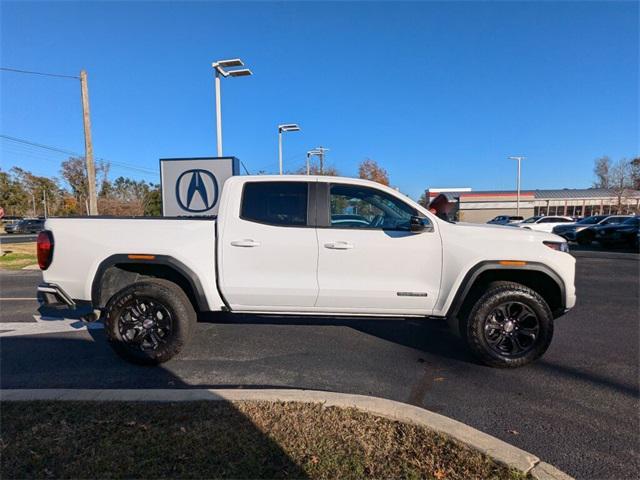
[0,388,573,479]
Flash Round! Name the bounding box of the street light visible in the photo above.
[212,58,253,157]
[278,124,300,175]
[508,156,526,216]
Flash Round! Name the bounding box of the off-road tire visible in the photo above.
[463,281,554,368]
[104,278,196,365]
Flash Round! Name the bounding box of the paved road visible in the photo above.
[1,254,638,479]
[0,234,37,244]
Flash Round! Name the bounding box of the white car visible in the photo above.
[36,175,576,368]
[516,215,574,233]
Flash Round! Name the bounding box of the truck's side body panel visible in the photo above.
[43,218,226,311]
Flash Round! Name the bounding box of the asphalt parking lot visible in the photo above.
[1,251,638,479]
[0,233,37,244]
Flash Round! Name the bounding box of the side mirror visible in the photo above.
[410,215,428,233]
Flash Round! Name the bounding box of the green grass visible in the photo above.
[0,401,529,479]
[0,252,37,270]
[0,242,37,269]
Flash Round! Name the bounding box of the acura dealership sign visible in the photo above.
[160,157,240,216]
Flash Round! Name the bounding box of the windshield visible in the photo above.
[577,215,606,225]
[522,216,540,224]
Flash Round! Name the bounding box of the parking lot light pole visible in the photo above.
[212,59,252,157]
[508,156,525,216]
[278,124,300,174]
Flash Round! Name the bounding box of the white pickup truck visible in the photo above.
[37,175,576,368]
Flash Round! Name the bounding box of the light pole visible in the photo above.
[278,124,300,174]
[508,156,525,216]
[212,58,252,157]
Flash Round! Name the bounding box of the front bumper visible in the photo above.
[37,283,96,320]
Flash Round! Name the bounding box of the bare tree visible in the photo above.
[593,156,611,188]
[609,158,633,213]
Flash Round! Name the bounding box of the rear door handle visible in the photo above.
[324,241,354,250]
[230,239,261,248]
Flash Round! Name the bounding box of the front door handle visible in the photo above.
[324,241,354,250]
[230,239,261,248]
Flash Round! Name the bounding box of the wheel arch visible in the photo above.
[91,254,210,312]
[445,261,566,334]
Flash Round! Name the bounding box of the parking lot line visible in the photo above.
[0,316,103,337]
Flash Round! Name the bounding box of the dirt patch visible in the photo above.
[1,400,528,479]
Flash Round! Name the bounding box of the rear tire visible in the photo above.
[462,281,554,368]
[104,278,196,365]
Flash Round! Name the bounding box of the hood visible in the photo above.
[449,221,563,242]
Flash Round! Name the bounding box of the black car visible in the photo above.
[592,216,640,248]
[552,215,630,244]
[4,218,45,234]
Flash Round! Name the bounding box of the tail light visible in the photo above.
[37,231,54,270]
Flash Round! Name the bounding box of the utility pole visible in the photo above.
[80,70,98,215]
[316,146,328,175]
[307,147,329,175]
[42,191,48,218]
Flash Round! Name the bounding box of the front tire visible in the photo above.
[104,279,196,365]
[463,281,553,368]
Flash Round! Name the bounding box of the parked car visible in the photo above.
[37,175,576,369]
[487,215,524,225]
[552,215,631,245]
[516,216,574,233]
[592,216,640,248]
[4,218,45,234]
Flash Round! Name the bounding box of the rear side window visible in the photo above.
[241,182,308,226]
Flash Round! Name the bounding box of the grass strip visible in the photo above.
[1,400,529,479]
[0,242,37,270]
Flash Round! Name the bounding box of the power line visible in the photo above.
[0,67,79,80]
[0,134,158,175]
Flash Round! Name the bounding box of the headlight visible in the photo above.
[543,241,570,252]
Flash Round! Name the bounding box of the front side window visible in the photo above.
[241,182,308,226]
[329,184,417,231]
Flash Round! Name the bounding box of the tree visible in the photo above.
[631,157,640,190]
[593,156,611,188]
[294,164,340,176]
[418,191,429,208]
[358,159,389,186]
[0,169,29,216]
[143,187,162,216]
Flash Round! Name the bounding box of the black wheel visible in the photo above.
[463,281,553,368]
[577,230,593,245]
[104,279,196,365]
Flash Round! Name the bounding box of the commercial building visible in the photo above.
[427,188,640,223]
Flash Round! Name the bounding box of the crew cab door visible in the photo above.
[218,180,319,310]
[314,182,442,315]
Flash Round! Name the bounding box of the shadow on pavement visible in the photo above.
[201,311,477,365]
[0,334,310,478]
[536,359,640,399]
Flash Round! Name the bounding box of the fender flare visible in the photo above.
[91,254,210,311]
[445,260,566,321]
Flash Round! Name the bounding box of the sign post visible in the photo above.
[160,157,240,217]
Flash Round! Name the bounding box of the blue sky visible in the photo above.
[1,1,638,199]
